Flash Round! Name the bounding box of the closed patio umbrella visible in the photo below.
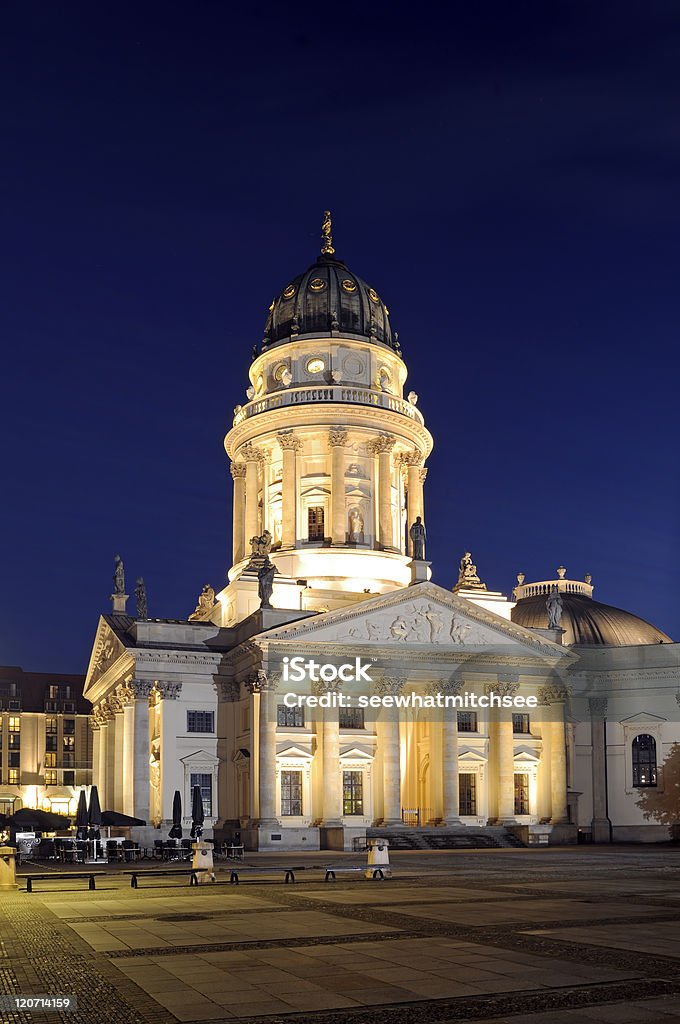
[87,785,102,837]
[169,790,183,839]
[75,790,89,840]
[190,785,204,839]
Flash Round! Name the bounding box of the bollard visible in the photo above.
[192,840,216,884]
[0,846,19,891]
[365,838,391,879]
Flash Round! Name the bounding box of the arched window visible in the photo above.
[632,734,657,787]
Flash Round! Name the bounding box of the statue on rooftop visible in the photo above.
[135,578,148,620]
[546,586,564,630]
[113,554,125,594]
[409,517,426,560]
[188,584,215,622]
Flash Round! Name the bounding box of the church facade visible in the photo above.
[84,218,679,849]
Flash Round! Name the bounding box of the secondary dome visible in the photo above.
[259,214,400,355]
[511,570,671,646]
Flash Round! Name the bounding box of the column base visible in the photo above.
[380,818,406,827]
[591,818,612,843]
[440,817,461,826]
[253,818,280,828]
[497,817,518,826]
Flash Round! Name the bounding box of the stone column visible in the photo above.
[97,709,109,800]
[91,722,100,792]
[242,443,263,546]
[231,463,247,563]
[128,680,153,823]
[374,677,404,825]
[589,697,611,843]
[328,427,348,546]
[121,698,135,817]
[401,451,425,552]
[105,707,116,811]
[277,432,303,549]
[369,435,396,549]
[314,681,343,824]
[487,678,519,824]
[248,672,279,826]
[110,694,125,812]
[539,684,570,823]
[441,680,462,824]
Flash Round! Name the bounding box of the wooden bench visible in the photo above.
[24,871,105,893]
[124,868,199,889]
[228,867,298,885]
[324,867,386,881]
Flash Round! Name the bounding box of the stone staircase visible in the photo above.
[366,825,526,850]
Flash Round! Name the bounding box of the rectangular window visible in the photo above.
[339,707,365,729]
[307,506,325,541]
[44,752,56,768]
[45,735,57,752]
[8,769,19,785]
[62,718,75,736]
[0,798,15,815]
[61,753,75,768]
[45,770,57,786]
[459,773,477,815]
[277,705,304,727]
[342,770,364,815]
[190,772,213,816]
[8,717,20,733]
[187,711,215,733]
[63,735,75,750]
[280,770,303,816]
[457,712,478,733]
[48,685,59,699]
[512,713,530,734]
[8,752,20,768]
[46,717,58,734]
[8,733,20,750]
[63,771,75,786]
[514,773,530,815]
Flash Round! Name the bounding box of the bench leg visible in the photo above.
[190,872,198,886]
[325,870,336,882]
[372,868,384,880]
[230,871,239,885]
[130,875,138,889]
[89,875,96,890]
[284,870,295,884]
[26,878,33,893]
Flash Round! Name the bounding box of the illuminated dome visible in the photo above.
[260,215,399,354]
[511,569,672,646]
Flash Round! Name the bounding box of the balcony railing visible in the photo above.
[513,579,594,600]
[233,385,424,427]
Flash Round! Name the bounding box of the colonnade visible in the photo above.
[230,430,427,562]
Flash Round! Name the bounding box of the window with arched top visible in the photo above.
[632,734,657,787]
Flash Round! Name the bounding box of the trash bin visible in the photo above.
[0,845,18,891]
[192,840,215,884]
[365,838,391,879]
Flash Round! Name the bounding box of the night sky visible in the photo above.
[2,2,678,671]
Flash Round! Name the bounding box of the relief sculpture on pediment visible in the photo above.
[343,602,490,646]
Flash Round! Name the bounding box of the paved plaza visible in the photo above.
[3,846,680,1023]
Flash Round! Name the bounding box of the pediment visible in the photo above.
[620,712,667,724]
[276,743,313,760]
[255,581,572,660]
[339,745,374,761]
[514,748,541,763]
[180,749,220,768]
[84,616,131,697]
[458,748,487,762]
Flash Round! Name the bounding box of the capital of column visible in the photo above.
[485,677,519,699]
[425,676,464,698]
[277,431,303,452]
[367,433,396,455]
[247,669,278,694]
[215,679,241,702]
[419,467,428,484]
[398,449,423,468]
[374,676,405,697]
[312,678,343,696]
[93,702,114,727]
[153,680,183,701]
[538,684,571,705]
[589,697,608,718]
[230,462,247,479]
[107,692,125,715]
[328,426,348,448]
[129,679,155,700]
[241,442,265,462]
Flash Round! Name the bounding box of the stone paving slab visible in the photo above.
[379,896,678,925]
[527,919,680,959]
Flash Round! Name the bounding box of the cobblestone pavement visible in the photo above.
[2,846,680,1024]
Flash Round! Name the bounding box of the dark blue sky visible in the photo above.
[1,1,678,670]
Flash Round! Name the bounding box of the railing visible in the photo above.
[401,807,434,827]
[233,385,424,427]
[513,579,594,600]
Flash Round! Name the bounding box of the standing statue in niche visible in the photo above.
[258,558,276,609]
[134,578,148,620]
[409,517,426,560]
[546,586,564,629]
[113,554,125,594]
[349,508,364,541]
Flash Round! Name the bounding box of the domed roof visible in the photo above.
[260,247,400,355]
[511,592,672,647]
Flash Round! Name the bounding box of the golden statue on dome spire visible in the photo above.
[321,210,335,255]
